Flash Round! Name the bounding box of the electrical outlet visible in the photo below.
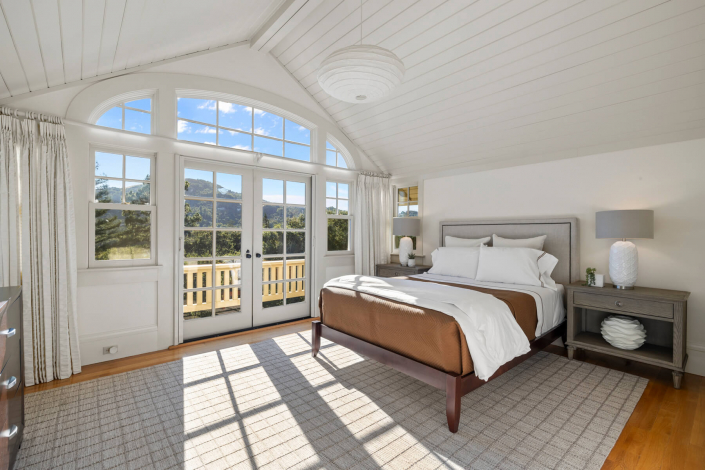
[103,345,118,355]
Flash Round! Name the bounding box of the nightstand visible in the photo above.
[375,263,431,278]
[565,282,689,389]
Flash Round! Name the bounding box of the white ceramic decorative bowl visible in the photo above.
[600,315,647,350]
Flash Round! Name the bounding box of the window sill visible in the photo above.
[325,252,354,257]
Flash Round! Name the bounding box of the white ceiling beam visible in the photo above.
[0,40,249,105]
[250,0,324,53]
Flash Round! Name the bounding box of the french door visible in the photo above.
[180,159,311,341]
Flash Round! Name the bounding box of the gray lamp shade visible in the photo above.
[393,217,420,237]
[596,210,654,239]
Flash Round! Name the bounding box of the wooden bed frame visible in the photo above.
[311,217,579,433]
[312,320,566,433]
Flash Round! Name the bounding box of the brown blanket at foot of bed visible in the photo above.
[319,277,537,376]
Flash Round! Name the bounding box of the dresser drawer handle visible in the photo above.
[2,425,18,439]
[4,376,16,390]
[615,301,623,308]
[0,328,16,337]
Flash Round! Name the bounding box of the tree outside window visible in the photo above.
[326,181,351,252]
[394,185,418,250]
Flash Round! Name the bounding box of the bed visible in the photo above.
[312,217,579,432]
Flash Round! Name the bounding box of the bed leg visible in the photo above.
[312,321,322,358]
[446,375,462,433]
[561,322,568,349]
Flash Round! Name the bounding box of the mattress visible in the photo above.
[319,276,564,376]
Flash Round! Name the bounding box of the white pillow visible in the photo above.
[429,247,482,279]
[475,246,559,289]
[445,235,491,248]
[492,234,547,250]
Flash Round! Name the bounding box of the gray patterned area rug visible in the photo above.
[17,333,647,470]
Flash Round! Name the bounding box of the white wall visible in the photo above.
[9,59,374,365]
[421,138,705,376]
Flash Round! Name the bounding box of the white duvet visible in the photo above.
[323,275,531,381]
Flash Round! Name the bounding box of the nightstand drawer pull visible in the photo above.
[573,292,673,319]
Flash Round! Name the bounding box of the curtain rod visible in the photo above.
[359,170,390,178]
[0,105,64,124]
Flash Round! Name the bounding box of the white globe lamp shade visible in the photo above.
[317,45,406,104]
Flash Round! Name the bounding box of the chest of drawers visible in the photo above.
[0,287,23,470]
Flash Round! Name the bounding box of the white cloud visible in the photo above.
[178,121,190,133]
[205,141,215,146]
[219,102,251,114]
[196,127,216,134]
[287,196,305,205]
[254,127,270,137]
[232,145,250,150]
[254,109,266,116]
[198,100,216,110]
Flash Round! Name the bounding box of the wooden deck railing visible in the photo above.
[183,259,305,313]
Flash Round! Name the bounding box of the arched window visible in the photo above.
[177,97,312,162]
[96,98,152,134]
[325,140,348,168]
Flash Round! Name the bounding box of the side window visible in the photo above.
[90,149,156,267]
[177,98,312,161]
[326,181,352,252]
[325,141,348,168]
[96,98,152,134]
[394,185,418,251]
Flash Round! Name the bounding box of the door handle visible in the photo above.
[246,250,252,259]
[256,253,261,258]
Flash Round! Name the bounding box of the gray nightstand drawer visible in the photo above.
[573,291,673,319]
[378,268,409,277]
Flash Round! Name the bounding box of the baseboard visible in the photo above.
[80,326,159,366]
[686,343,705,376]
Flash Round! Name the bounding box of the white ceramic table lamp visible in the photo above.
[393,217,420,266]
[596,210,654,289]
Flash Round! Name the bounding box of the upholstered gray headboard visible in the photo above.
[439,218,580,285]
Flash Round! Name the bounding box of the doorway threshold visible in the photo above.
[174,316,317,348]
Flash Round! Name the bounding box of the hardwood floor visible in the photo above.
[25,320,704,469]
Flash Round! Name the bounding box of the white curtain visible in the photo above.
[0,115,21,287]
[21,118,81,386]
[354,173,392,275]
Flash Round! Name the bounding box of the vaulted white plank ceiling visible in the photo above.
[0,0,285,97]
[2,0,705,177]
[272,0,705,176]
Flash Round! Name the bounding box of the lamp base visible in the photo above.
[609,240,638,289]
[398,237,413,266]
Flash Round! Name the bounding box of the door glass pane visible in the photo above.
[184,230,212,258]
[184,260,211,289]
[286,207,305,229]
[286,256,305,279]
[125,156,151,180]
[215,288,241,315]
[262,257,284,282]
[287,281,305,304]
[185,169,213,197]
[125,182,150,205]
[262,283,284,308]
[262,205,284,228]
[95,209,151,260]
[216,173,242,200]
[263,231,283,255]
[184,290,212,320]
[216,201,242,228]
[286,181,305,204]
[95,179,122,203]
[216,231,241,257]
[216,259,241,286]
[218,102,252,132]
[95,152,123,178]
[262,179,283,203]
[286,232,305,254]
[184,200,213,227]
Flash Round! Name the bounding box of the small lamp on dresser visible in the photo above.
[393,217,420,266]
[596,210,654,289]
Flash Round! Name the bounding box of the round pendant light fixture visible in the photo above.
[317,1,405,104]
